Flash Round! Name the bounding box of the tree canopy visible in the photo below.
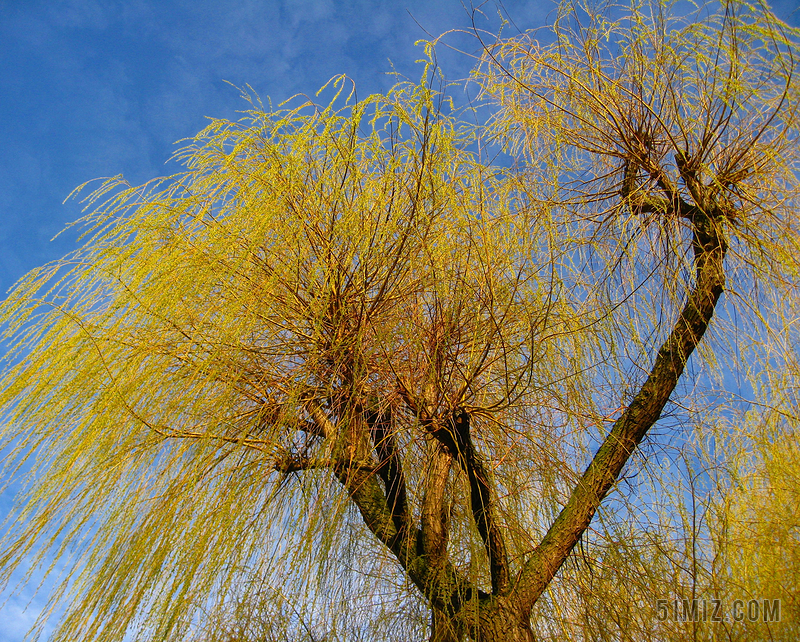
[1,1,799,640]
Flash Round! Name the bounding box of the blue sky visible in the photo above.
[0,0,799,639]
[0,0,555,296]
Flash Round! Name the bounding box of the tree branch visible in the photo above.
[430,409,511,596]
[332,450,480,615]
[273,455,341,473]
[421,437,453,576]
[366,406,409,535]
[513,207,727,614]
[302,400,480,617]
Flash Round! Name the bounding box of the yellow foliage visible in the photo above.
[0,2,799,640]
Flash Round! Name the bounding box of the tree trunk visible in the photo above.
[474,597,536,642]
[431,596,535,642]
[430,607,463,642]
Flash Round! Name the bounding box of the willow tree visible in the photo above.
[1,2,799,641]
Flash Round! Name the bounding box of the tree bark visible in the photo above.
[511,207,727,616]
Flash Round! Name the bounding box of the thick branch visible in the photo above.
[466,453,510,595]
[304,401,337,439]
[513,210,727,614]
[421,437,453,574]
[273,454,377,475]
[333,454,481,614]
[274,455,337,473]
[366,407,409,534]
[432,409,511,595]
[302,403,480,617]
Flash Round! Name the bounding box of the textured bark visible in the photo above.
[421,438,453,578]
[512,207,727,615]
[468,595,537,642]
